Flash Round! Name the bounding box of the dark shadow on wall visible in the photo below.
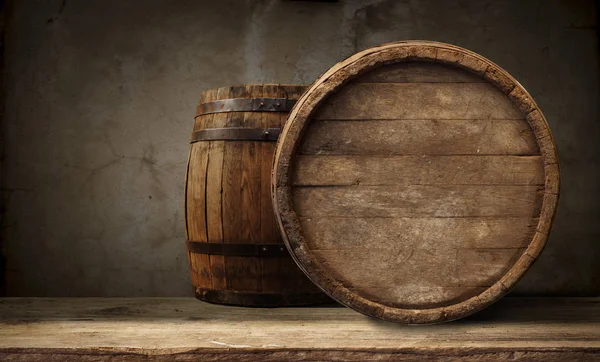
[0,0,12,297]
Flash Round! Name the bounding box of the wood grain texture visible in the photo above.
[314,83,523,120]
[294,185,543,217]
[272,41,560,323]
[294,156,544,186]
[0,298,598,361]
[300,217,537,250]
[229,85,262,292]
[186,88,212,289]
[205,87,228,290]
[312,247,524,308]
[259,85,285,293]
[299,120,538,155]
[184,84,329,306]
[187,142,211,289]
[357,62,485,83]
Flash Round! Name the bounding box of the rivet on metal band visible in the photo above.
[196,98,297,116]
[186,241,289,257]
[190,127,281,143]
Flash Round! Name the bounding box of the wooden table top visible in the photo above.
[0,297,598,361]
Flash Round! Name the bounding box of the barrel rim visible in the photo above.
[272,40,560,324]
[198,84,307,102]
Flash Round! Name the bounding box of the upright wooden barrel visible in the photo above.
[273,41,559,322]
[185,84,330,307]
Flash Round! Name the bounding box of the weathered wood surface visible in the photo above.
[185,84,329,306]
[356,62,485,83]
[312,247,525,308]
[294,185,543,217]
[298,120,539,155]
[314,82,523,120]
[300,217,537,249]
[272,41,560,323]
[0,298,598,361]
[294,155,544,185]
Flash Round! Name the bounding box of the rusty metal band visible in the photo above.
[197,98,297,116]
[195,288,333,307]
[186,240,288,257]
[190,127,280,143]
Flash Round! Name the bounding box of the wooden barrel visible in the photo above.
[272,41,559,323]
[185,84,331,307]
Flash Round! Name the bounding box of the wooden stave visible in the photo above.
[185,84,331,307]
[272,41,560,323]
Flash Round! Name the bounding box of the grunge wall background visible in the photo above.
[1,0,598,296]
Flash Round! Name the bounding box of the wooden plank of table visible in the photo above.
[0,298,598,361]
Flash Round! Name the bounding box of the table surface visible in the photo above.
[0,297,598,361]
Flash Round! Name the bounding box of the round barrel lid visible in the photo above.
[272,41,559,324]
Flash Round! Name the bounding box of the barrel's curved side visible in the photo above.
[185,84,331,307]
